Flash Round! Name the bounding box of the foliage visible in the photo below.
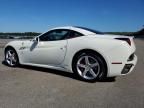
[134,28,144,36]
[105,32,134,36]
[0,32,40,36]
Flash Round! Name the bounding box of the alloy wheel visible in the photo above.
[76,55,100,80]
[5,49,18,66]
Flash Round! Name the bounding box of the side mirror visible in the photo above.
[33,37,39,43]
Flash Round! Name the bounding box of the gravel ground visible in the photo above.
[0,39,144,108]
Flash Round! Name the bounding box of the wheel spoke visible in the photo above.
[10,58,13,65]
[89,69,97,78]
[77,63,86,68]
[6,57,10,61]
[12,57,16,63]
[8,51,12,57]
[12,53,16,57]
[6,53,11,64]
[82,68,89,77]
[90,62,98,68]
[85,56,89,65]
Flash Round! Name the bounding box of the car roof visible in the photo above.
[50,26,96,35]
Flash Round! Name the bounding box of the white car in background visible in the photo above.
[4,26,137,82]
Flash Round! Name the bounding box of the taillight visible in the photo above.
[115,38,131,46]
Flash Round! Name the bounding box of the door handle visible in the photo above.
[60,46,66,50]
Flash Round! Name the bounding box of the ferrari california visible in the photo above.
[4,26,137,81]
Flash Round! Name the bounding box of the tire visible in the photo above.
[72,52,107,82]
[5,48,19,67]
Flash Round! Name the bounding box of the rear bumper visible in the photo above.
[121,54,137,75]
[107,54,137,77]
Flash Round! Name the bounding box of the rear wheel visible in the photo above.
[72,52,107,82]
[5,48,19,67]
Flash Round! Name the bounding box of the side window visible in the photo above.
[39,29,70,41]
[68,31,84,39]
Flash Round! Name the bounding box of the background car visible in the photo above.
[4,26,137,82]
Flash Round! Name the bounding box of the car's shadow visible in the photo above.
[2,61,116,83]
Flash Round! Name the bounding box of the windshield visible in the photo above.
[75,26,104,35]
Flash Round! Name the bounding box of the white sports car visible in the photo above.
[4,26,137,81]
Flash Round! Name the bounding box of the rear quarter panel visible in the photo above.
[63,36,124,73]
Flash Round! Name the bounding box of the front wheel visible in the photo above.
[5,48,19,67]
[72,52,107,82]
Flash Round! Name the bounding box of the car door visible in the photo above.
[22,29,69,66]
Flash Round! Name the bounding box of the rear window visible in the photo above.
[75,26,104,35]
